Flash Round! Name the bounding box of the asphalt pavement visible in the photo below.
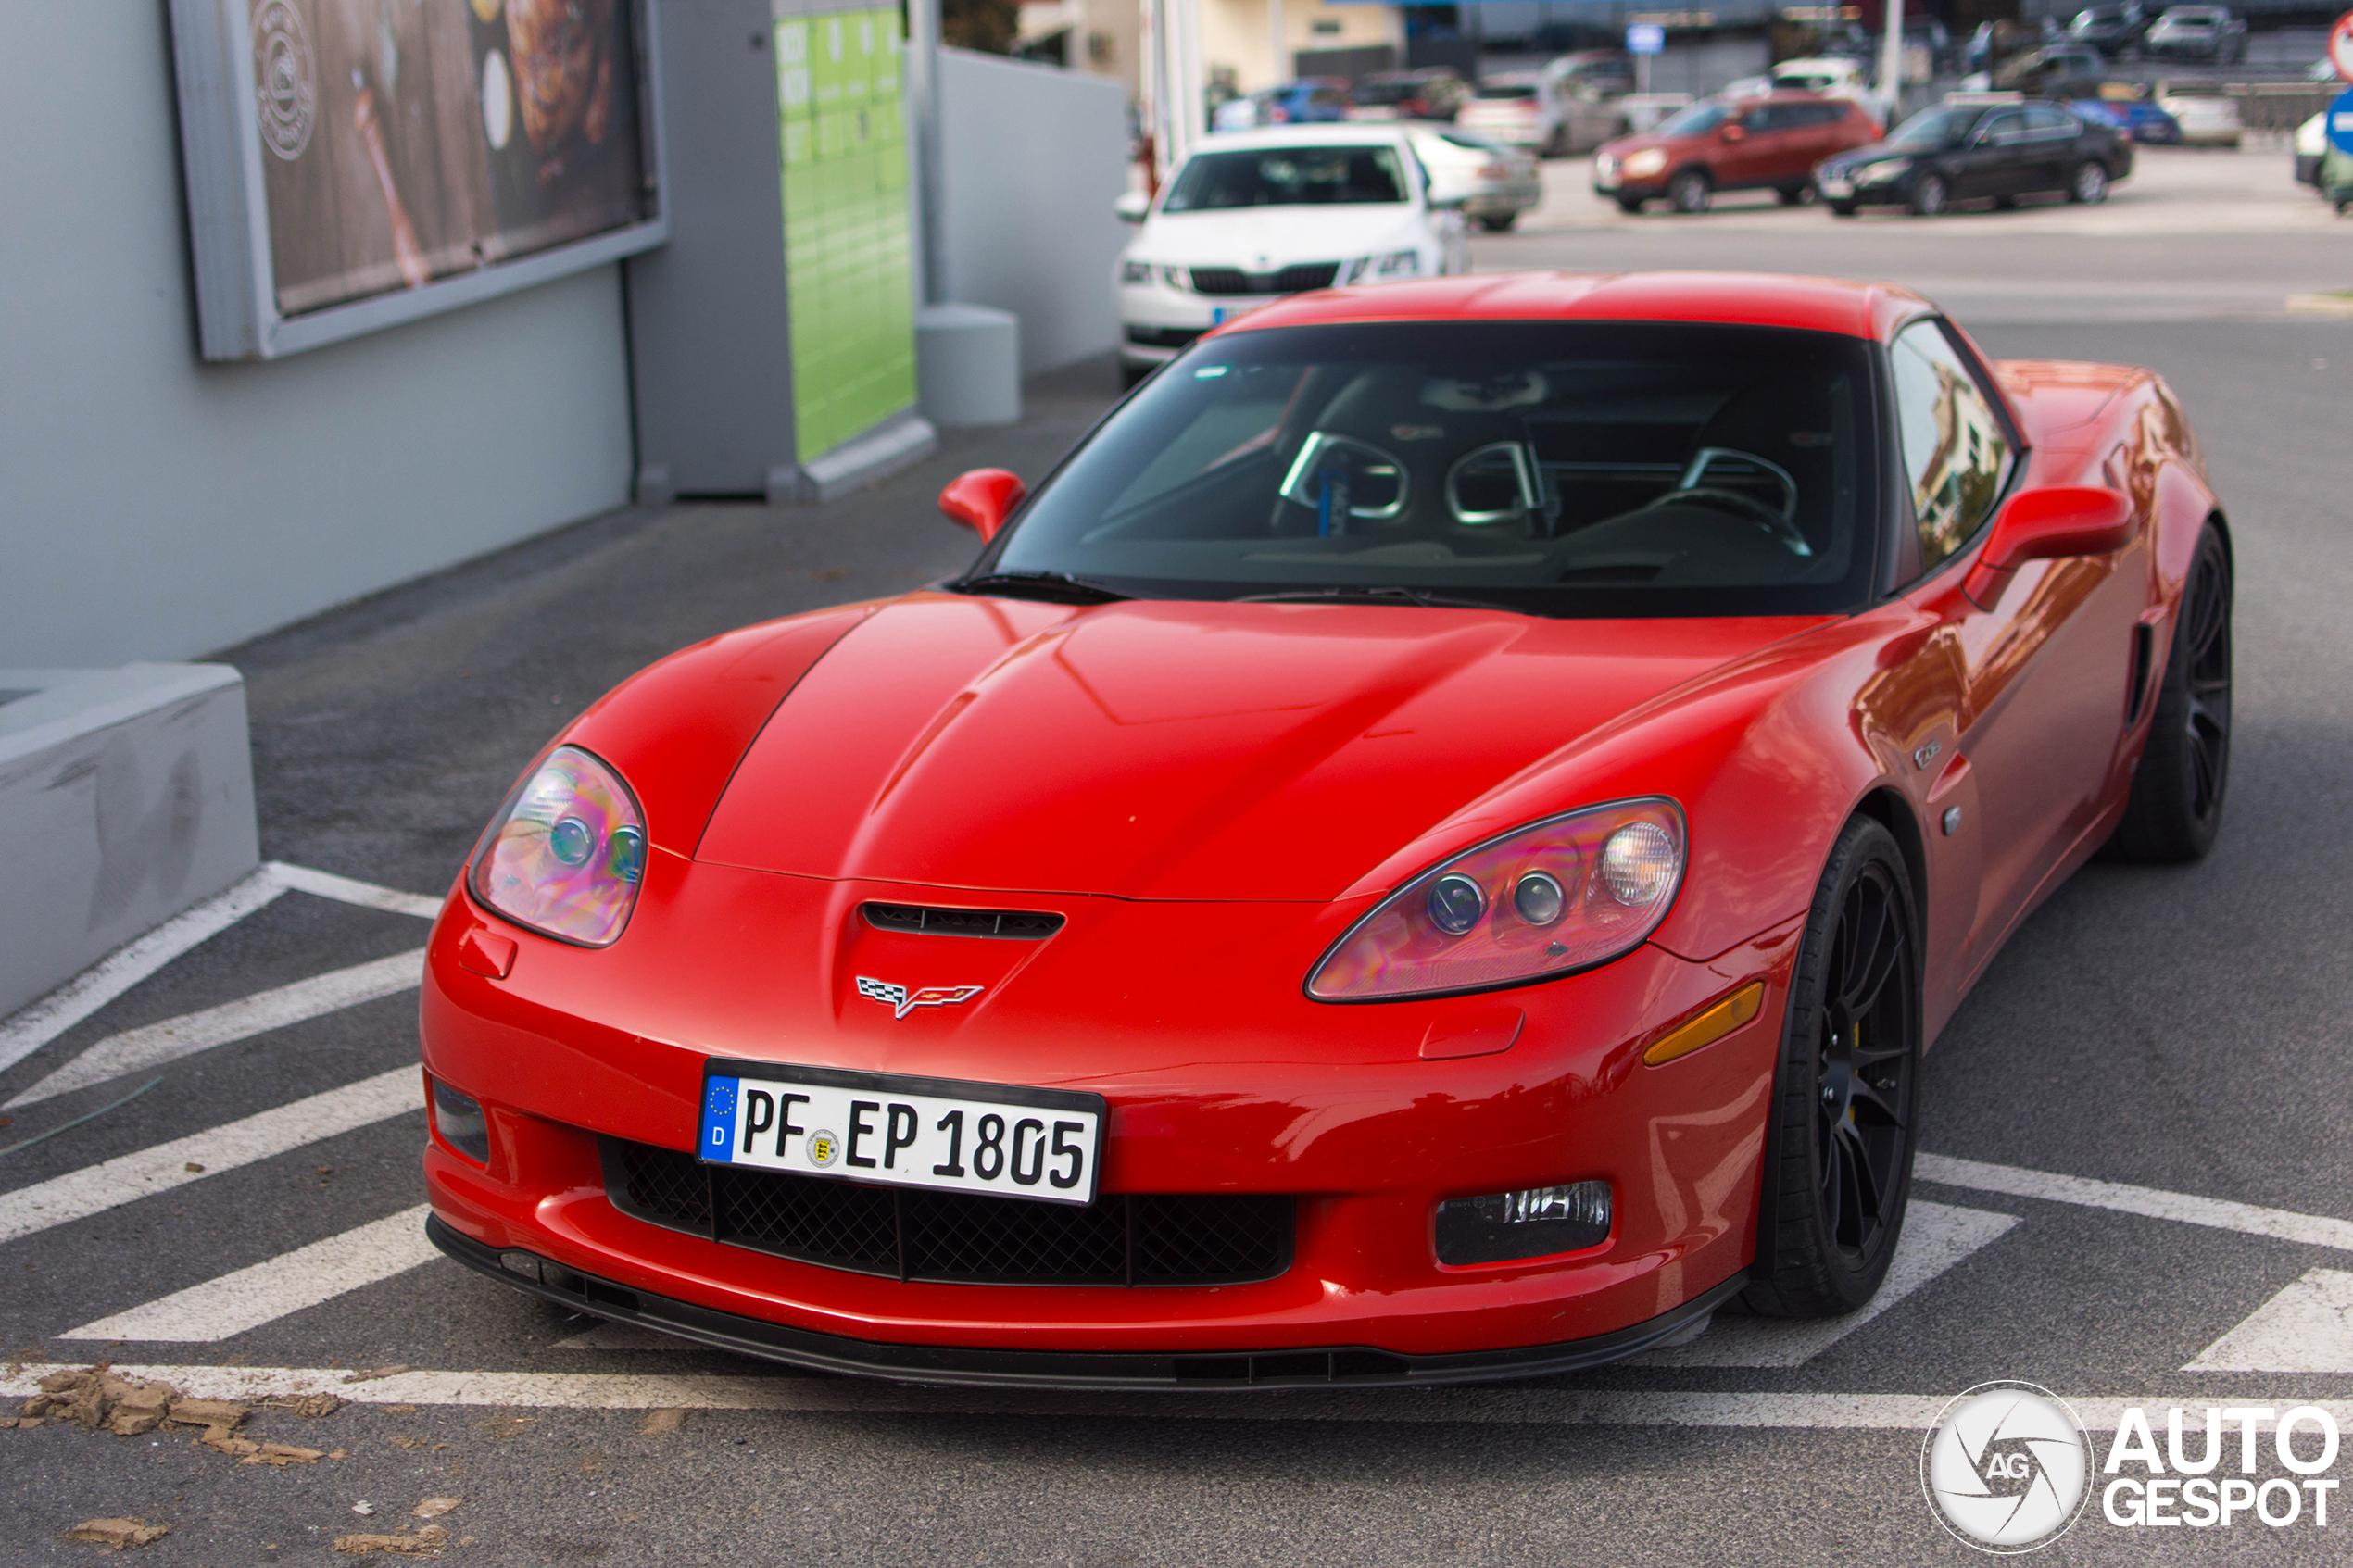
[3,167,2351,1565]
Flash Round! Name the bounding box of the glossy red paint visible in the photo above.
[420,273,2222,1382]
[938,468,1026,544]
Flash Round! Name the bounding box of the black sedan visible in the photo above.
[1814,100,2132,217]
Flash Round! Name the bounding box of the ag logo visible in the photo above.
[1922,1382,2094,1553]
[855,976,983,1020]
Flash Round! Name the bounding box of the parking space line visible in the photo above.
[1917,1153,2353,1253]
[0,1066,421,1246]
[4,1362,2343,1431]
[0,871,288,1074]
[59,1203,438,1343]
[2183,1269,2353,1374]
[263,861,444,922]
[6,949,427,1109]
[1633,1200,2019,1368]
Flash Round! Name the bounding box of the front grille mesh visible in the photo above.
[605,1139,1291,1287]
[1186,262,1341,296]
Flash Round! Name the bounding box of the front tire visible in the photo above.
[2108,524,2233,861]
[1478,212,1518,232]
[1776,182,1814,206]
[1669,169,1713,213]
[1743,817,1920,1319]
[1615,194,1646,214]
[1907,172,1948,217]
[1828,199,1858,217]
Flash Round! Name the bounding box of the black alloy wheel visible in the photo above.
[1743,817,1920,1318]
[2070,159,2110,204]
[1908,171,1949,217]
[1669,169,1713,214]
[2108,523,2233,861]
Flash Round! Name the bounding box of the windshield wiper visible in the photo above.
[1234,585,1527,613]
[953,571,1133,605]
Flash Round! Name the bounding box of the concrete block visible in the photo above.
[0,665,259,1021]
[918,303,1023,429]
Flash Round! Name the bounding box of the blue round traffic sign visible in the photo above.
[2332,87,2353,156]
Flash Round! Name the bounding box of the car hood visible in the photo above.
[1818,139,1911,171]
[1139,206,1426,268]
[693,595,1818,901]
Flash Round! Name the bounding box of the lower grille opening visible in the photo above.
[602,1138,1292,1287]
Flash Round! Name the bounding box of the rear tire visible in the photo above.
[2070,159,2110,204]
[1776,182,1814,206]
[1828,199,1858,217]
[1907,172,1948,217]
[1478,213,1518,232]
[1669,169,1713,213]
[1743,817,1919,1319]
[2108,524,2233,862]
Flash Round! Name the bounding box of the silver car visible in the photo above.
[1407,125,1543,232]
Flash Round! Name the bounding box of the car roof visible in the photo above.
[1190,123,1417,153]
[1214,270,1935,344]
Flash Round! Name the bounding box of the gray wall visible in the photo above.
[937,50,1127,375]
[0,6,635,668]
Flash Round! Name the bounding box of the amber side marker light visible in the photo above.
[1642,982,1767,1068]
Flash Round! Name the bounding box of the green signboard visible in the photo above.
[775,7,916,462]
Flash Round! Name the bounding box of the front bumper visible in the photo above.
[1118,279,1280,365]
[432,1213,1748,1389]
[421,858,1793,1373]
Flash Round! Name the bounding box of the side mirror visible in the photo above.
[939,468,1027,545]
[1720,122,1748,142]
[1114,190,1150,223]
[1965,484,2133,607]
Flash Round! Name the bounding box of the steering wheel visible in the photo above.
[1648,477,1813,558]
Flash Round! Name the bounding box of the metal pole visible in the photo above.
[1269,0,1286,91]
[908,0,947,306]
[1881,0,1906,126]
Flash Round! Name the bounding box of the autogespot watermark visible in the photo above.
[1922,1385,2342,1552]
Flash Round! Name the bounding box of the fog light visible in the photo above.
[1435,1180,1611,1265]
[430,1077,490,1165]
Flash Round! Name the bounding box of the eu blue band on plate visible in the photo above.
[703,1076,739,1161]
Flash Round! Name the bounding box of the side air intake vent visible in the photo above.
[861,903,1066,940]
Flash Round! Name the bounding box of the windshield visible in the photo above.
[1655,101,1733,136]
[1884,106,1978,150]
[1476,83,1539,100]
[977,322,1880,619]
[1163,146,1408,210]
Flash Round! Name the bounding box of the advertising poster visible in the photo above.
[249,0,651,318]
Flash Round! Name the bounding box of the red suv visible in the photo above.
[1592,93,1881,213]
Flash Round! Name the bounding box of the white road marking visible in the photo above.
[1917,1152,2353,1253]
[555,1321,690,1351]
[1632,1200,2019,1367]
[264,861,444,922]
[6,949,427,1109]
[0,871,288,1074]
[59,1204,438,1343]
[2183,1269,2353,1374]
[2,1362,2344,1431]
[0,1066,422,1247]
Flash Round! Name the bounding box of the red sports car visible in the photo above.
[421,271,2232,1386]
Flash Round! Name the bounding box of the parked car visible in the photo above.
[1407,124,1543,231]
[1348,69,1470,123]
[2142,6,2246,63]
[1770,56,1873,99]
[2066,3,2152,57]
[1113,126,1468,385]
[1459,58,1629,156]
[2069,95,2183,144]
[1994,44,2109,100]
[2153,86,2243,145]
[2296,109,2326,185]
[1592,92,1881,214]
[1815,99,2133,215]
[1211,80,1352,132]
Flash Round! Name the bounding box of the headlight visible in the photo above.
[470,746,647,947]
[1343,249,1423,284]
[1623,147,1668,179]
[1307,799,1686,1002]
[1855,157,1912,182]
[1119,258,1154,284]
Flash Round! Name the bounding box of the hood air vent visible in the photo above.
[861,902,1066,940]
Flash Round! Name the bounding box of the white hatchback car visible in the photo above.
[1114,126,1470,386]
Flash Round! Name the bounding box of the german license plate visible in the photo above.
[698,1060,1106,1207]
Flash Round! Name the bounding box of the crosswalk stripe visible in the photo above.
[264,861,444,922]
[58,1204,439,1343]
[0,871,288,1074]
[0,1066,422,1247]
[1917,1152,2353,1253]
[1633,1200,2019,1367]
[3,1363,2343,1431]
[2183,1269,2353,1374]
[6,949,427,1110]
